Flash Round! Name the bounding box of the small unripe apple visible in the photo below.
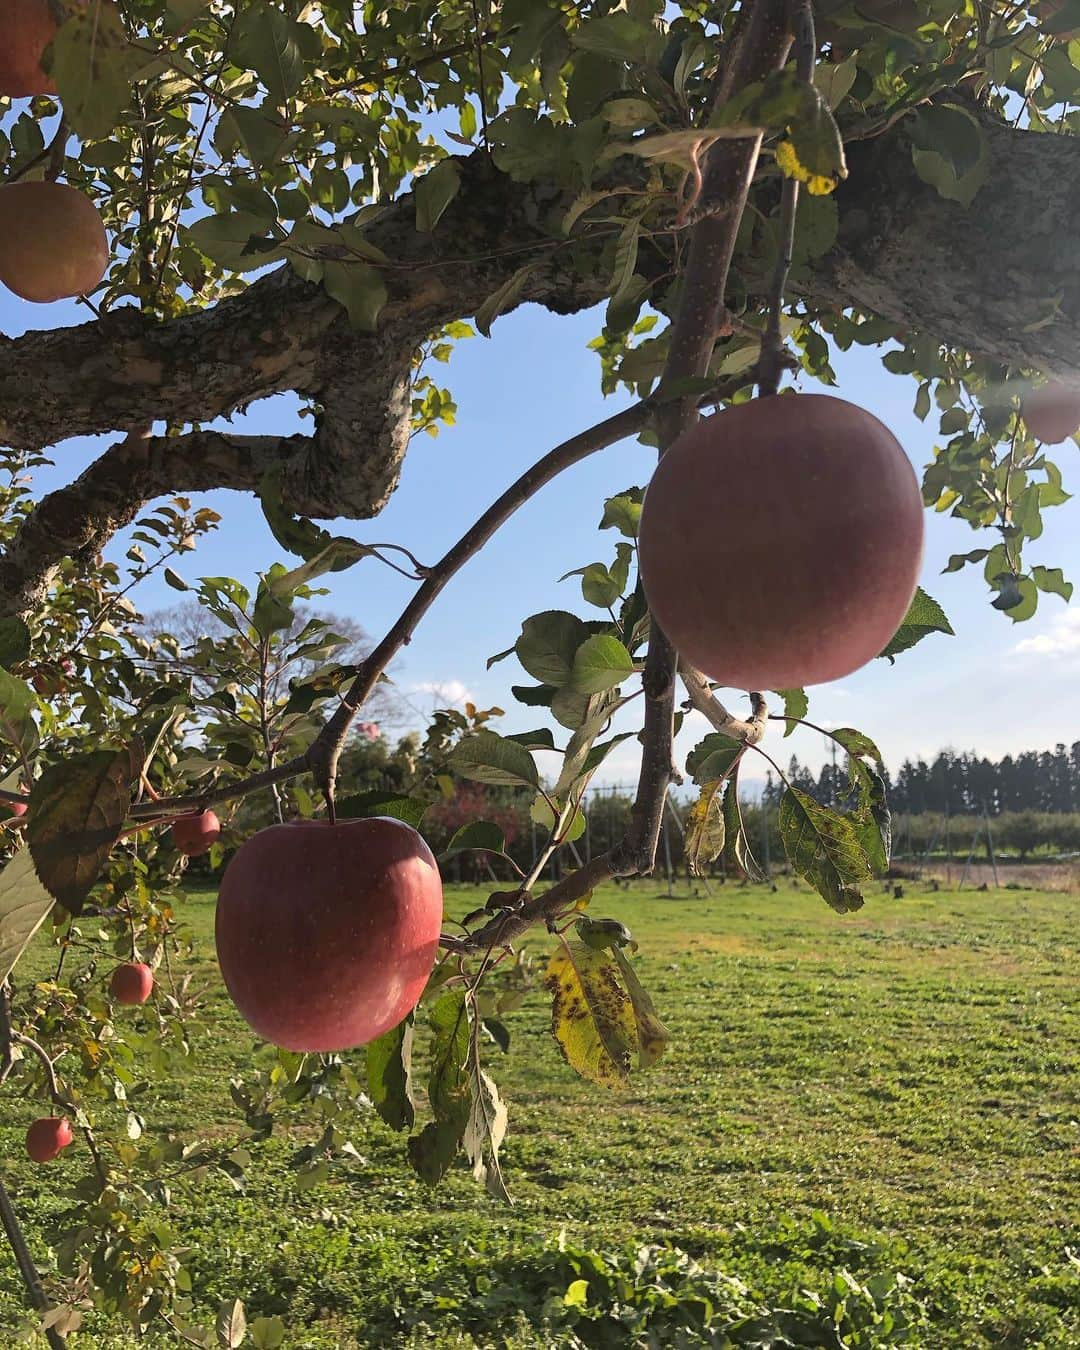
[1022,381,1080,444]
[0,181,108,304]
[172,810,221,857]
[215,817,444,1052]
[25,1116,73,1163]
[110,962,154,1005]
[638,394,924,690]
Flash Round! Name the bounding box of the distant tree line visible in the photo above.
[761,743,1080,816]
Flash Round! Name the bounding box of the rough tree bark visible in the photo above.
[0,111,1078,615]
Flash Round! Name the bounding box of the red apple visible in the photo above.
[6,801,28,818]
[171,810,221,857]
[0,181,108,304]
[110,962,154,1005]
[1022,381,1080,444]
[215,817,444,1052]
[0,0,69,97]
[638,394,924,690]
[25,1116,73,1163]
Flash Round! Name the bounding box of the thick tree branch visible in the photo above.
[2,113,1078,477]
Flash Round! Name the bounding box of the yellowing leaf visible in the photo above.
[613,949,671,1069]
[546,940,637,1088]
[776,140,837,195]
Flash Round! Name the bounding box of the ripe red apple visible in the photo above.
[25,1116,73,1163]
[1022,381,1080,444]
[110,962,154,1005]
[0,0,68,97]
[171,810,221,857]
[6,801,28,818]
[215,817,444,1052]
[638,394,924,690]
[0,181,108,304]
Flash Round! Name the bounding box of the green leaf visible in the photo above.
[440,821,508,860]
[366,1015,415,1132]
[187,212,281,272]
[510,683,557,708]
[230,0,308,103]
[449,730,539,789]
[216,1298,246,1350]
[571,13,664,64]
[910,103,985,180]
[878,587,955,660]
[250,578,294,641]
[606,219,641,326]
[686,733,742,787]
[249,1317,287,1350]
[773,687,808,737]
[0,669,39,772]
[267,539,370,593]
[684,780,726,876]
[814,53,858,110]
[546,940,637,1087]
[27,743,143,915]
[569,634,634,695]
[0,847,56,986]
[407,991,471,1185]
[612,948,671,1069]
[1032,565,1073,601]
[515,611,589,686]
[217,105,290,168]
[599,488,644,538]
[474,263,537,337]
[414,158,462,232]
[49,3,133,140]
[322,262,387,332]
[0,619,30,669]
[910,144,988,208]
[334,791,428,830]
[576,916,634,950]
[851,767,892,877]
[163,568,189,593]
[830,728,884,772]
[778,787,870,914]
[943,549,989,573]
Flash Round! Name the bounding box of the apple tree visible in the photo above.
[0,0,1077,1341]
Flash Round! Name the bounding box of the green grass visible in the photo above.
[0,878,1077,1347]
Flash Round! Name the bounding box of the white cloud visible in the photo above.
[1012,607,1080,659]
[407,679,477,709]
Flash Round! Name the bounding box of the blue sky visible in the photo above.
[4,285,1078,793]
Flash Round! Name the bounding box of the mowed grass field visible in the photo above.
[0,877,1077,1347]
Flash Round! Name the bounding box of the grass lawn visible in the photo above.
[0,876,1076,1347]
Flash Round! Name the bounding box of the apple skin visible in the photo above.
[0,0,67,97]
[215,817,444,1053]
[110,962,154,1005]
[1022,382,1080,445]
[637,394,924,691]
[171,810,221,857]
[0,181,108,304]
[26,1116,73,1163]
[6,801,27,818]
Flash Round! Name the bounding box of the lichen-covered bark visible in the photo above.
[810,114,1080,374]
